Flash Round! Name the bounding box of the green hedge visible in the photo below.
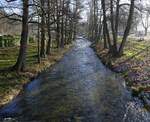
[0,35,35,47]
[0,35,19,47]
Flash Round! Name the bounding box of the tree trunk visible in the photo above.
[60,17,64,48]
[115,0,120,38]
[46,27,51,55]
[98,20,102,40]
[13,0,29,72]
[145,27,148,36]
[60,0,64,48]
[64,14,68,45]
[56,18,60,48]
[103,24,107,49]
[68,18,73,44]
[56,0,60,48]
[46,0,52,55]
[73,0,78,40]
[119,0,135,55]
[110,0,118,55]
[37,15,41,63]
[40,0,46,58]
[101,0,112,50]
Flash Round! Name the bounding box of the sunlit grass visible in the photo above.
[0,42,72,106]
[95,37,150,103]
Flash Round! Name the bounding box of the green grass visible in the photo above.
[96,38,150,110]
[0,43,37,68]
[0,41,72,106]
[0,43,42,105]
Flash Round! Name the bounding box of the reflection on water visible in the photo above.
[0,37,150,122]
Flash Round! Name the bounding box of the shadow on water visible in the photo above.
[0,37,150,122]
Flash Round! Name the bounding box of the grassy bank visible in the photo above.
[93,38,150,109]
[0,43,72,106]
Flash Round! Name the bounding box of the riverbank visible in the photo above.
[0,44,72,107]
[92,39,150,110]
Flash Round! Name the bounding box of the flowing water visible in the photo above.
[0,38,150,122]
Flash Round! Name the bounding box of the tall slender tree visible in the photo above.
[13,0,29,72]
[40,0,46,58]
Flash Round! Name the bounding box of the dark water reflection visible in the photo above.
[0,38,150,122]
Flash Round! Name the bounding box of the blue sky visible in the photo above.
[0,0,21,6]
[0,0,22,14]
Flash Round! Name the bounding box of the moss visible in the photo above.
[124,50,136,57]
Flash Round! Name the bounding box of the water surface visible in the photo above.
[0,38,150,122]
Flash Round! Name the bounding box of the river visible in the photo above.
[0,38,150,122]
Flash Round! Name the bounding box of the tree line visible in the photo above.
[1,0,82,72]
[87,0,142,57]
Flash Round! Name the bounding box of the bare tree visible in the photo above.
[140,6,150,36]
[119,0,135,55]
[13,0,29,72]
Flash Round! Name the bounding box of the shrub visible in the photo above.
[0,35,17,47]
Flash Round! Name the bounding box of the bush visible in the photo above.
[0,35,17,47]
